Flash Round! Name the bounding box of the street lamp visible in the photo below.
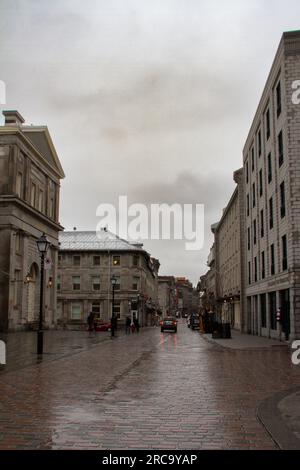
[111,274,117,338]
[36,233,51,355]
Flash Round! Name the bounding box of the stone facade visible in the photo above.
[158,276,177,317]
[243,31,300,341]
[175,277,199,317]
[213,168,245,330]
[0,110,65,332]
[57,229,160,329]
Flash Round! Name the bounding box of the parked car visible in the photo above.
[95,321,111,332]
[190,316,200,330]
[160,317,178,333]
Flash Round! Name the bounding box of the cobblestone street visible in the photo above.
[0,321,300,450]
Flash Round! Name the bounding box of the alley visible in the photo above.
[0,322,300,450]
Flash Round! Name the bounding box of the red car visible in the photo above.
[95,321,111,332]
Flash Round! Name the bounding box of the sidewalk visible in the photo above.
[203,329,288,350]
[258,387,300,450]
[0,328,126,375]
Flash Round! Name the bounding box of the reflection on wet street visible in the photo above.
[0,321,299,449]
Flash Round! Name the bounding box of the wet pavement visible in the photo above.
[0,321,300,450]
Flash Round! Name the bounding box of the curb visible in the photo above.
[257,387,300,450]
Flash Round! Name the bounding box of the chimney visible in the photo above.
[2,110,25,126]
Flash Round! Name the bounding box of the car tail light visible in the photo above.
[173,321,177,325]
[160,321,163,326]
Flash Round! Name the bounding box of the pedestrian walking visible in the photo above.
[87,311,96,335]
[125,316,131,334]
[133,317,140,333]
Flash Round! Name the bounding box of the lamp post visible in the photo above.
[36,233,51,355]
[111,274,117,338]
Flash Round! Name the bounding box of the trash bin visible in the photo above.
[212,322,222,339]
[221,322,231,339]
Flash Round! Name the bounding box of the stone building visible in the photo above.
[175,277,198,317]
[158,276,177,317]
[0,110,65,332]
[243,31,300,341]
[57,229,160,328]
[213,168,245,331]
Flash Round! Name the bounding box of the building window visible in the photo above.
[113,300,121,319]
[258,130,262,157]
[282,235,288,271]
[269,292,277,330]
[92,276,101,291]
[72,276,80,291]
[270,244,275,276]
[252,183,256,208]
[73,255,81,266]
[16,172,23,198]
[248,262,251,285]
[58,255,62,266]
[259,169,263,197]
[278,131,284,167]
[93,256,101,266]
[254,257,258,283]
[31,183,36,207]
[246,161,249,184]
[71,303,82,320]
[57,275,61,291]
[253,219,257,245]
[266,109,270,140]
[276,81,282,118]
[268,153,272,183]
[132,276,139,291]
[269,197,274,230]
[247,227,251,251]
[260,294,267,328]
[56,301,62,320]
[280,181,286,218]
[261,251,265,280]
[15,232,21,253]
[133,255,140,267]
[112,255,121,266]
[247,194,250,217]
[260,209,264,238]
[38,190,44,212]
[251,148,255,172]
[49,197,55,219]
[91,301,101,317]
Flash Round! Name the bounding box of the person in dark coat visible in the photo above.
[87,311,96,333]
[125,316,131,334]
[133,317,140,333]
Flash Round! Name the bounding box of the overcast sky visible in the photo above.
[1,0,300,285]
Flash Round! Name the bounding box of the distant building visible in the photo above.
[158,276,177,317]
[57,229,160,328]
[175,277,199,317]
[213,168,245,330]
[0,110,65,332]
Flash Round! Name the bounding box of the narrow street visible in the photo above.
[0,322,300,450]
